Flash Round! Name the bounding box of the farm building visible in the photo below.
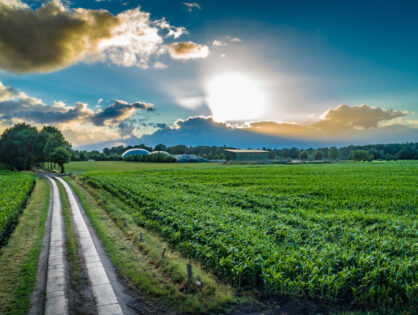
[121,148,150,158]
[225,149,269,161]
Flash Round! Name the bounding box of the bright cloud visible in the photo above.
[212,40,228,46]
[182,2,201,12]
[152,61,168,69]
[169,42,210,60]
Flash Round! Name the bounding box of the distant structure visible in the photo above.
[225,149,269,161]
[173,154,209,163]
[149,151,170,156]
[121,148,150,158]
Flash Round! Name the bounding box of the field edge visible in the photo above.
[65,175,236,314]
[0,177,50,314]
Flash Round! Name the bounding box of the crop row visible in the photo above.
[0,171,35,248]
[82,162,417,308]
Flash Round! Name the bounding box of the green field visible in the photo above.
[0,171,34,248]
[66,161,217,173]
[80,161,417,310]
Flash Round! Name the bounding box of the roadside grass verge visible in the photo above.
[0,178,49,314]
[65,176,235,313]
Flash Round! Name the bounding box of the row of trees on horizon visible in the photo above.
[0,123,417,171]
[72,142,418,162]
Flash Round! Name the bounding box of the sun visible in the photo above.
[206,73,267,122]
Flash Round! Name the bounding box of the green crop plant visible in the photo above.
[0,171,34,248]
[81,161,417,310]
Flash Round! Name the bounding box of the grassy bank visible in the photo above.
[0,178,50,314]
[65,176,234,313]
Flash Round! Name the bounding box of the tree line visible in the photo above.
[1,124,416,171]
[0,123,71,172]
[71,142,418,162]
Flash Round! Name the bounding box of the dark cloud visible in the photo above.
[91,100,154,126]
[135,105,416,148]
[0,81,93,123]
[138,116,312,147]
[0,81,154,129]
[0,0,119,73]
[0,1,203,73]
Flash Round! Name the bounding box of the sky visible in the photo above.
[0,0,417,149]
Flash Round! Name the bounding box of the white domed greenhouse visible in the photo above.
[121,148,150,158]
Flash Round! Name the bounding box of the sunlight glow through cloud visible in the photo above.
[206,73,267,122]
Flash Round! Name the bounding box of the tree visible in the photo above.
[368,148,383,160]
[169,145,188,154]
[154,144,167,151]
[299,150,308,160]
[40,126,71,169]
[397,147,415,160]
[289,147,299,159]
[314,150,324,160]
[328,147,340,160]
[0,123,42,170]
[50,146,71,173]
[352,150,369,161]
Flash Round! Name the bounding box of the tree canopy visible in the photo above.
[0,123,71,171]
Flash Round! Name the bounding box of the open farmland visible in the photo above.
[81,161,417,310]
[0,171,34,248]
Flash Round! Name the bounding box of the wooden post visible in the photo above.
[139,232,143,242]
[187,263,193,281]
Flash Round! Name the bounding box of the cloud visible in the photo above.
[0,81,15,101]
[134,112,417,148]
[169,41,210,60]
[152,61,168,69]
[175,96,206,109]
[153,18,187,39]
[0,82,94,124]
[0,0,120,73]
[316,104,406,130]
[0,0,203,72]
[212,40,228,47]
[2,80,415,148]
[182,2,201,12]
[91,100,154,126]
[247,104,408,137]
[228,37,241,42]
[0,80,154,143]
[212,37,241,47]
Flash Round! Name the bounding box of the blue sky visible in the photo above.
[0,0,417,148]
